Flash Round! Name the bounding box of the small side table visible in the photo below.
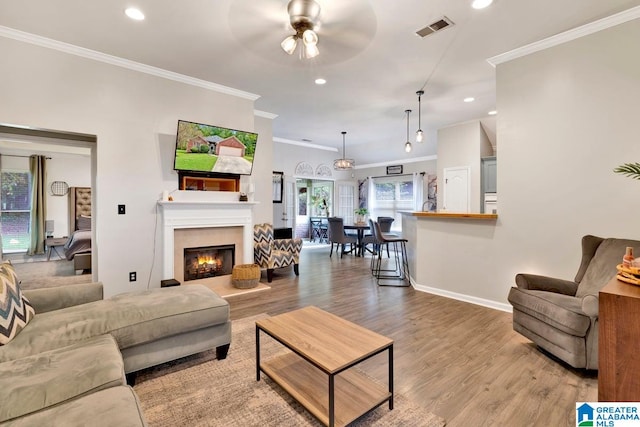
[45,237,68,261]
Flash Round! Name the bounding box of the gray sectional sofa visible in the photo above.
[0,282,231,426]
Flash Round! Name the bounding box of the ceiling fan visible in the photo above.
[280,0,321,59]
[228,0,377,66]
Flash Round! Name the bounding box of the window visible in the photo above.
[370,175,414,232]
[1,170,31,253]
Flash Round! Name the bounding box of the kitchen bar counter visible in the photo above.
[401,210,507,307]
[409,212,497,219]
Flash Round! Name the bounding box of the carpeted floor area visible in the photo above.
[134,314,446,427]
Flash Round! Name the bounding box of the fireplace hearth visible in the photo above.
[184,244,235,282]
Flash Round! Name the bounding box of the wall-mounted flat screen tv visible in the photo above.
[174,119,258,176]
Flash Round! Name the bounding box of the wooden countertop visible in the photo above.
[406,212,498,219]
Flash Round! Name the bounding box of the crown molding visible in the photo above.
[254,110,278,119]
[355,155,437,170]
[0,25,261,101]
[273,137,338,152]
[487,5,640,66]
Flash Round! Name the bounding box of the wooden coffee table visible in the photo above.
[256,306,393,427]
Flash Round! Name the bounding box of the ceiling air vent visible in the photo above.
[416,16,455,38]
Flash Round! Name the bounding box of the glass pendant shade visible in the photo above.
[304,43,320,58]
[404,109,412,154]
[416,90,424,143]
[281,35,298,55]
[302,29,318,45]
[334,131,355,170]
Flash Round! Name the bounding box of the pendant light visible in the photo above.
[333,131,355,170]
[416,90,424,143]
[404,110,412,153]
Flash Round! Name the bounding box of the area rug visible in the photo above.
[134,314,445,427]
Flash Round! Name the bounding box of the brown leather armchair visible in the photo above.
[508,235,640,370]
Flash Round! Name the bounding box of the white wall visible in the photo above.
[0,36,269,297]
[352,160,437,181]
[251,116,274,225]
[410,18,640,308]
[437,120,484,212]
[273,142,351,180]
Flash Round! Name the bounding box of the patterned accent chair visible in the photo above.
[253,223,303,282]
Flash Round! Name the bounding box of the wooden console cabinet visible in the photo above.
[180,175,239,192]
[598,276,640,401]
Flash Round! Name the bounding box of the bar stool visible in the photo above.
[370,220,410,287]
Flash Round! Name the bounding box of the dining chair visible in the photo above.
[370,219,410,286]
[310,218,328,243]
[327,217,357,258]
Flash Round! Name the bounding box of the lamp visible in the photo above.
[404,110,412,153]
[333,131,355,170]
[416,90,424,143]
[281,0,321,59]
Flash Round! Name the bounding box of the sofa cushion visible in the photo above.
[0,386,147,427]
[576,238,640,298]
[0,284,228,362]
[0,262,35,346]
[508,287,591,336]
[0,334,125,422]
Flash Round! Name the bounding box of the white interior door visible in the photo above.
[334,181,357,224]
[443,166,470,213]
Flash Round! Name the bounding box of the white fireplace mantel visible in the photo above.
[158,191,257,280]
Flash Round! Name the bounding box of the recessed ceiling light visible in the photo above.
[464,97,475,103]
[472,0,493,9]
[125,7,145,21]
[488,110,497,116]
[315,78,327,85]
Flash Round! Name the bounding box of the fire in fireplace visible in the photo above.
[183,244,235,282]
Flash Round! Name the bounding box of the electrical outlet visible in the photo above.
[118,204,126,215]
[129,272,136,282]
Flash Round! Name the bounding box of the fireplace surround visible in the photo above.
[158,191,257,286]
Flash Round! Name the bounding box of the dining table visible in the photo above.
[343,223,371,257]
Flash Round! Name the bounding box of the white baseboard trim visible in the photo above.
[411,280,513,313]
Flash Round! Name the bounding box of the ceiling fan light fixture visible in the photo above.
[281,35,298,55]
[283,0,322,59]
[304,43,320,58]
[334,131,355,170]
[302,29,318,46]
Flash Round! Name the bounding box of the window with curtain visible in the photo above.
[369,175,414,232]
[1,170,31,253]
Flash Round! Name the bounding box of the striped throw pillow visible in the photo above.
[0,261,35,345]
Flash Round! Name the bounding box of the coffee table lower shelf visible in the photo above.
[261,352,391,427]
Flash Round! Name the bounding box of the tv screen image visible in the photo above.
[174,120,258,176]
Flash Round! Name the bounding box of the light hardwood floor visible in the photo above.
[228,245,597,427]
